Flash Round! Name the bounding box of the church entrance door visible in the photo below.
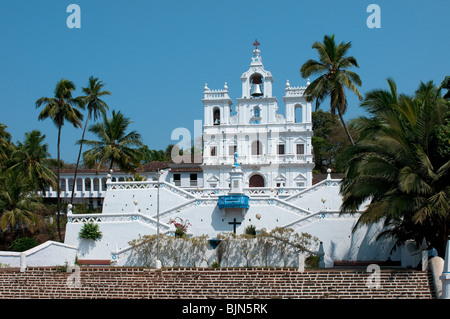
[249,174,264,188]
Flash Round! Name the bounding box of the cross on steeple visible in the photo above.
[228,218,242,234]
[253,39,260,50]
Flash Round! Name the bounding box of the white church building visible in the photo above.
[60,43,402,267]
[201,42,313,190]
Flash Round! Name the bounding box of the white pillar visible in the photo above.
[318,242,325,268]
[298,252,305,272]
[20,252,26,272]
[440,237,450,299]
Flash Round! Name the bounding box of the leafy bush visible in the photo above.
[10,237,38,252]
[78,222,103,241]
[244,225,256,236]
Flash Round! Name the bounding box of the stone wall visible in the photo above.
[0,267,434,299]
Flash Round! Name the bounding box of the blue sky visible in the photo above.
[0,0,448,163]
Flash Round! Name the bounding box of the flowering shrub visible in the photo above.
[168,217,191,238]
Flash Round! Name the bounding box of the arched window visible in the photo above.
[213,107,220,125]
[254,106,260,118]
[250,74,264,97]
[252,106,261,124]
[76,178,83,192]
[60,179,67,192]
[101,177,107,191]
[68,178,74,192]
[85,178,92,191]
[94,178,100,191]
[295,104,303,123]
[249,174,265,187]
[251,140,263,155]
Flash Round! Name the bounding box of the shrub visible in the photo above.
[10,237,38,252]
[244,225,256,236]
[78,222,103,241]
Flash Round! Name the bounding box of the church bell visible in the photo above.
[251,83,263,97]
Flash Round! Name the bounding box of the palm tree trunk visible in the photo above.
[56,126,62,242]
[336,103,355,146]
[71,113,90,205]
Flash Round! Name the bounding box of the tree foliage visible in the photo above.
[301,34,362,145]
[312,110,354,172]
[340,78,450,256]
[36,78,84,242]
[81,110,143,172]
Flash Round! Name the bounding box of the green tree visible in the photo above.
[138,145,168,164]
[440,76,450,100]
[311,110,353,173]
[165,144,182,161]
[71,76,111,204]
[81,110,143,172]
[0,170,43,237]
[36,79,84,242]
[300,34,362,145]
[0,123,14,167]
[339,78,450,256]
[9,130,57,194]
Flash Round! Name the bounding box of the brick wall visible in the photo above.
[0,267,435,299]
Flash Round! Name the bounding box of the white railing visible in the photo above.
[185,187,229,197]
[285,179,341,202]
[106,180,197,200]
[244,187,304,197]
[67,212,174,232]
[203,154,314,165]
[285,86,306,96]
[181,187,304,198]
[250,198,312,218]
[41,190,106,198]
[281,210,360,230]
[203,89,229,100]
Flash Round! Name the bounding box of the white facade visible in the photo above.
[202,47,313,190]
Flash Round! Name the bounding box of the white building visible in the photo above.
[60,43,400,267]
[202,44,313,190]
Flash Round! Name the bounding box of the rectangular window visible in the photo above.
[190,174,197,187]
[210,146,217,156]
[296,144,305,155]
[277,144,285,155]
[173,174,181,186]
[252,141,262,155]
[228,145,237,155]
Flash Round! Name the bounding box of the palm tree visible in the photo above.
[0,123,12,165]
[36,79,84,242]
[9,130,57,194]
[71,76,111,204]
[81,110,143,172]
[0,169,43,236]
[300,34,362,145]
[339,78,450,256]
[440,76,450,100]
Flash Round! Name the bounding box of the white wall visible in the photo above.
[0,241,78,267]
[62,178,399,266]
